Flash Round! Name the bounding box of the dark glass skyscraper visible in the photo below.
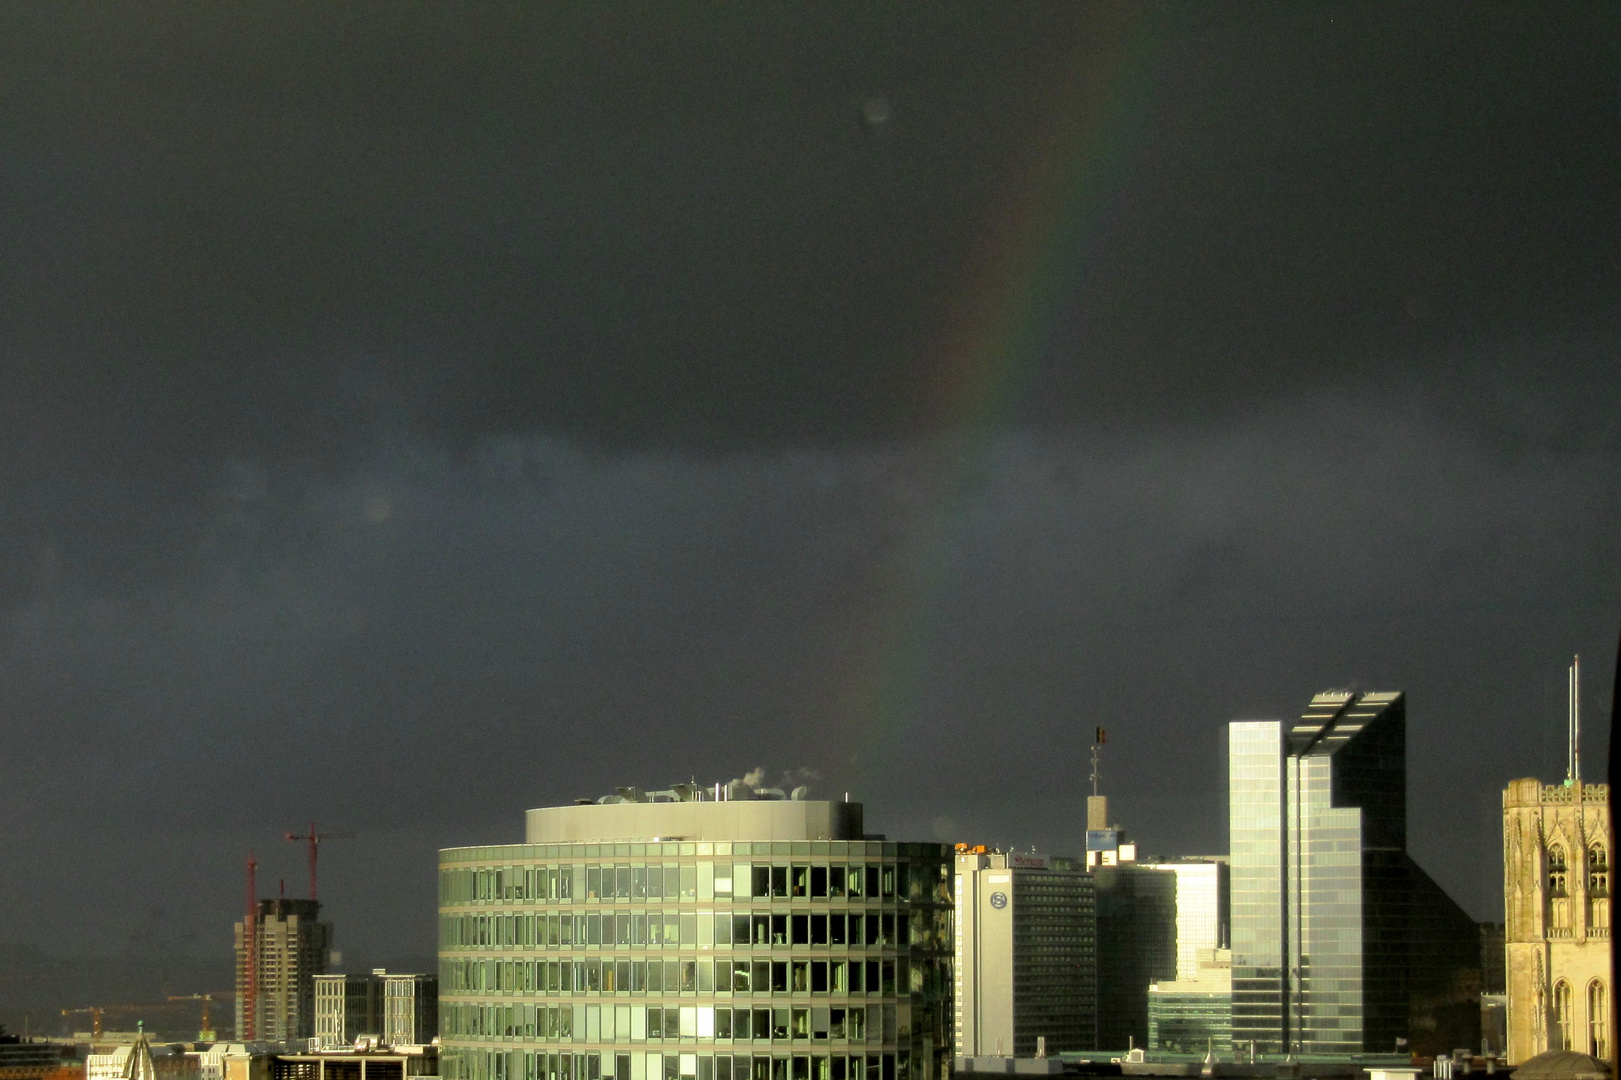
[1228,692,1479,1056]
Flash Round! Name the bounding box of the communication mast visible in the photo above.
[1568,654,1582,786]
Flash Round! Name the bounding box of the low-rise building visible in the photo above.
[314,971,439,1050]
[314,975,384,1050]
[1148,948,1232,1054]
[268,1045,438,1080]
[438,785,955,1080]
[381,974,438,1048]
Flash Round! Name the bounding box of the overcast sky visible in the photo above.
[0,2,1617,1000]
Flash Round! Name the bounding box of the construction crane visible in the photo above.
[166,994,220,1039]
[244,852,258,1040]
[60,1007,104,1038]
[60,1002,189,1039]
[283,822,354,901]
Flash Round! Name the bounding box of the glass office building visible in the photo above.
[1229,721,1286,1053]
[438,788,954,1080]
[1093,865,1178,1052]
[1143,861,1229,984]
[1148,948,1233,1054]
[1229,692,1408,1054]
[1228,692,1479,1056]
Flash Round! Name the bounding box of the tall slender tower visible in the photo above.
[1229,692,1481,1055]
[1503,658,1613,1064]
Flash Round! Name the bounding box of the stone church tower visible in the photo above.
[1503,776,1612,1065]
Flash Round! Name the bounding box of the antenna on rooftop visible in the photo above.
[1568,655,1582,786]
[1090,727,1106,797]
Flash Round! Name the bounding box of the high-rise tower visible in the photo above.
[1228,692,1480,1055]
[236,897,334,1043]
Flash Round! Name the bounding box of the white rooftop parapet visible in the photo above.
[525,799,863,844]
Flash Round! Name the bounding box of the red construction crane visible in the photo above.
[283,822,354,901]
[243,852,258,1040]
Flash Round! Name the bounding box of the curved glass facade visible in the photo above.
[438,840,953,1080]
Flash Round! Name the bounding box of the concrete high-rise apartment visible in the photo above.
[1503,778,1612,1064]
[438,783,954,1080]
[952,849,1095,1057]
[1228,692,1481,1056]
[236,898,334,1044]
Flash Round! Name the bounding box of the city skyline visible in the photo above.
[0,2,1616,1033]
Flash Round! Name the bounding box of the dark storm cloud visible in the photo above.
[0,0,1614,611]
[0,3,1616,460]
[0,1,1617,1007]
[0,390,1615,972]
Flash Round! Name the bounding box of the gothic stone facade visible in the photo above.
[1503,779,1612,1066]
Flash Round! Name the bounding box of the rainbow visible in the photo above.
[841,11,1159,786]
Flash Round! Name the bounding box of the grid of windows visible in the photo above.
[1229,722,1284,1052]
[1147,990,1232,1054]
[439,843,952,1080]
[1229,694,1415,1055]
[1010,869,1096,1054]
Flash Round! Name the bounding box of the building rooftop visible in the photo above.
[1511,1051,1611,1080]
[524,782,865,844]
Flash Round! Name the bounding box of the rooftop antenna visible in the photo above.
[1568,655,1582,786]
[1086,727,1110,833]
[1091,727,1105,798]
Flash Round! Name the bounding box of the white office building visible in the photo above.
[1143,860,1229,982]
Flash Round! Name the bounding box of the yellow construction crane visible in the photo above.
[166,994,219,1040]
[60,1001,191,1039]
[59,1007,104,1038]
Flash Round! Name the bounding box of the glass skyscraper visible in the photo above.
[1228,692,1478,1056]
[1230,721,1286,1052]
